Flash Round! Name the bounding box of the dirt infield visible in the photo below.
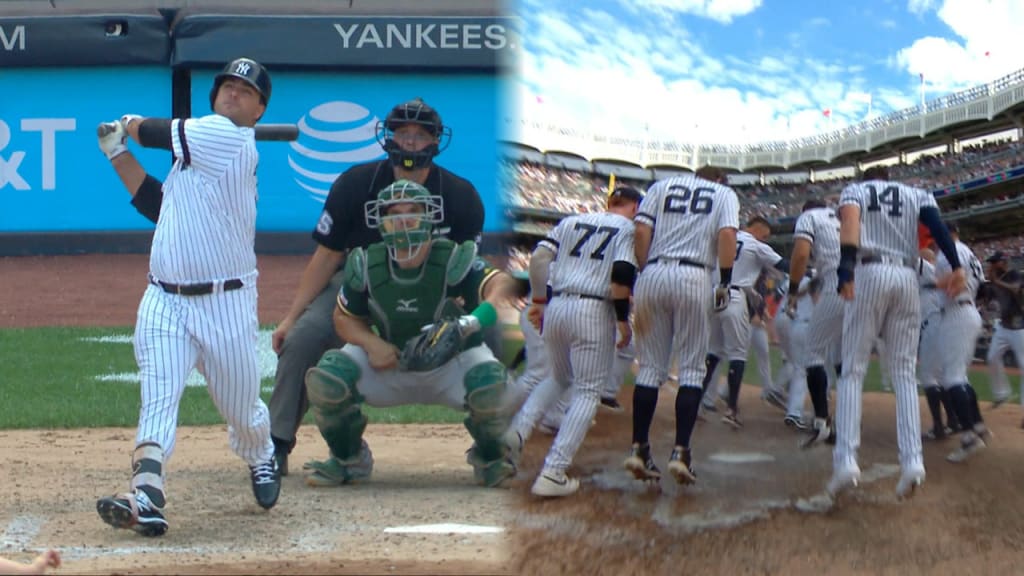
[0,255,512,575]
[4,254,1024,575]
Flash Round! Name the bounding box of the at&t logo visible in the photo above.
[0,118,76,190]
[288,101,387,203]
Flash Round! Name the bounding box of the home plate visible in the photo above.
[383,523,505,534]
[708,452,775,464]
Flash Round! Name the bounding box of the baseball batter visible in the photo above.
[94,58,280,537]
[786,199,842,448]
[625,166,739,486]
[302,180,516,488]
[826,165,965,504]
[702,217,786,429]
[506,186,641,497]
[935,225,990,463]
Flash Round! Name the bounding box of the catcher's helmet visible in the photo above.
[365,180,444,262]
[375,98,452,171]
[209,57,272,110]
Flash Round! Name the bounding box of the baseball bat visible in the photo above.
[97,122,299,142]
[255,124,299,142]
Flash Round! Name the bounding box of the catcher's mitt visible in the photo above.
[399,318,463,372]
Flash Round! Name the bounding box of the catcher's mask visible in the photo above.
[365,179,444,263]
[375,98,451,171]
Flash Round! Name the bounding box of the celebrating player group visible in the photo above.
[508,163,1009,508]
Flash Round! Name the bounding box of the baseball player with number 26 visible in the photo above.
[94,57,281,537]
[804,166,965,511]
[625,166,739,486]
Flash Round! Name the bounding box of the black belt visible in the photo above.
[150,277,244,296]
[648,257,706,269]
[552,290,605,301]
[859,255,916,268]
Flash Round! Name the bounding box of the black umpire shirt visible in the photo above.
[313,159,484,253]
[980,269,1024,330]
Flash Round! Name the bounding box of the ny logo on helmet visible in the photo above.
[235,62,252,75]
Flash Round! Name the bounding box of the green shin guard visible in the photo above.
[305,350,369,462]
[463,361,515,487]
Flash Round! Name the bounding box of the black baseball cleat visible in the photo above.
[250,456,281,510]
[96,490,168,537]
[667,445,697,485]
[623,442,661,482]
[600,397,624,412]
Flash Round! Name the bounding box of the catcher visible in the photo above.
[302,179,517,487]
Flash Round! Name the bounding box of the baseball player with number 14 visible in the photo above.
[800,166,965,512]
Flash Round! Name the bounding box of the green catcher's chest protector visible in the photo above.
[352,239,482,351]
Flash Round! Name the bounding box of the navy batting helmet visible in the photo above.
[209,57,272,110]
[375,98,452,170]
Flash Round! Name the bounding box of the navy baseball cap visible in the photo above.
[609,186,644,203]
[987,251,1006,263]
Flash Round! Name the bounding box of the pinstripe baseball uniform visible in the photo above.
[508,211,635,482]
[917,258,943,390]
[778,277,814,422]
[133,114,274,497]
[834,180,933,482]
[792,206,844,441]
[934,242,984,389]
[629,174,739,478]
[709,231,781,361]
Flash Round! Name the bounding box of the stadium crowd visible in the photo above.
[505,138,1024,222]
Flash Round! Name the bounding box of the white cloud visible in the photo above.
[907,0,937,15]
[896,0,1024,92]
[621,0,763,24]
[516,9,870,147]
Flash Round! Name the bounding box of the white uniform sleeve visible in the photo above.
[793,212,814,243]
[171,115,251,182]
[759,242,783,269]
[918,188,939,211]
[717,188,740,231]
[635,183,661,228]
[538,218,566,256]
[839,184,862,209]
[613,223,637,267]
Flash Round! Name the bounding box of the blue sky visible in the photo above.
[513,0,1024,147]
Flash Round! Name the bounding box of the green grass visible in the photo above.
[0,326,1005,430]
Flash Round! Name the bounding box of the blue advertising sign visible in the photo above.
[0,67,172,232]
[191,70,508,233]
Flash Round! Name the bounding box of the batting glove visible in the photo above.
[713,284,730,313]
[120,114,143,129]
[97,121,127,160]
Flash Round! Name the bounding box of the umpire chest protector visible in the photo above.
[349,239,478,348]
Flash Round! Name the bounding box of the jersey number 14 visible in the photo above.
[865,185,903,217]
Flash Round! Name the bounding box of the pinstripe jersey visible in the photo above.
[780,276,814,322]
[636,175,740,267]
[918,259,943,319]
[731,230,782,287]
[935,241,985,306]
[151,114,259,283]
[793,207,841,273]
[839,180,937,261]
[540,212,635,299]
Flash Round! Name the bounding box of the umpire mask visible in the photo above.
[375,98,452,171]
